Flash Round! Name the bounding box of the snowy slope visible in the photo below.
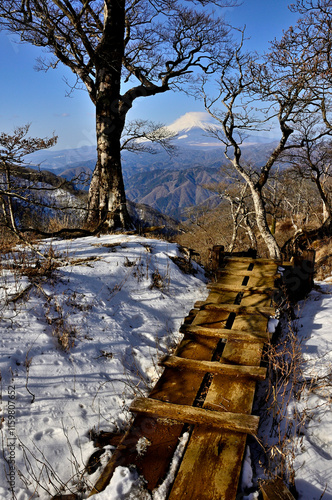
[289,283,332,500]
[0,235,208,499]
[2,235,332,500]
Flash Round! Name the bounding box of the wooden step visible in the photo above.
[207,283,277,294]
[217,269,280,278]
[194,301,275,316]
[223,256,281,264]
[130,397,260,435]
[160,355,267,380]
[180,324,269,342]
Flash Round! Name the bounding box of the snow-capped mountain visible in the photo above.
[25,111,277,174]
[167,111,216,132]
[165,111,276,148]
[165,111,223,147]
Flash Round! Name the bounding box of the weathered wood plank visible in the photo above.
[207,283,277,294]
[194,301,275,316]
[179,324,270,342]
[169,337,265,500]
[160,355,267,380]
[217,268,280,278]
[130,397,260,435]
[168,428,246,500]
[223,256,282,264]
[88,417,185,496]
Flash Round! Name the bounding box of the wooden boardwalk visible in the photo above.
[89,253,288,499]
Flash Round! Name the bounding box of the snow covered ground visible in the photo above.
[0,235,208,499]
[1,234,332,499]
[289,282,332,500]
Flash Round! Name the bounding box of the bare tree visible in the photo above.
[204,167,257,252]
[121,119,177,156]
[0,1,233,231]
[0,124,57,242]
[269,1,332,254]
[280,118,332,223]
[201,29,321,259]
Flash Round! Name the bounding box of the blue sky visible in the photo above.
[0,1,298,150]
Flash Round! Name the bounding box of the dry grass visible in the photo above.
[311,237,332,280]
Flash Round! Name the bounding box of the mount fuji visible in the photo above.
[26,111,276,173]
[22,111,279,220]
[164,111,276,148]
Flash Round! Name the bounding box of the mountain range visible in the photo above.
[26,112,279,220]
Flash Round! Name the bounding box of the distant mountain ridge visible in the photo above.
[26,111,278,172]
[25,112,279,220]
[125,165,223,220]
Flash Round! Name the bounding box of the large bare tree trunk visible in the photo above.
[87,101,131,230]
[87,0,132,231]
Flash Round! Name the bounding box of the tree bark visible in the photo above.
[87,99,131,229]
[250,185,281,259]
[86,0,132,231]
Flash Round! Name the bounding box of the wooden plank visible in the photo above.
[261,478,296,500]
[194,301,275,316]
[160,355,267,380]
[88,416,185,496]
[169,337,265,500]
[207,283,277,294]
[240,291,273,307]
[168,428,246,500]
[180,324,270,342]
[217,269,280,278]
[223,256,282,264]
[130,397,260,435]
[223,256,291,266]
[205,290,240,305]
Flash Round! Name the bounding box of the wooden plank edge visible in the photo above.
[130,397,259,435]
[217,269,281,278]
[207,283,278,294]
[160,355,267,380]
[223,256,282,264]
[179,324,270,342]
[194,301,275,316]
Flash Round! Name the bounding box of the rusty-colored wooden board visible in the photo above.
[88,415,185,496]
[194,301,275,316]
[160,355,267,380]
[130,397,260,434]
[218,268,280,278]
[207,283,277,294]
[168,428,246,500]
[168,336,265,499]
[179,324,270,342]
